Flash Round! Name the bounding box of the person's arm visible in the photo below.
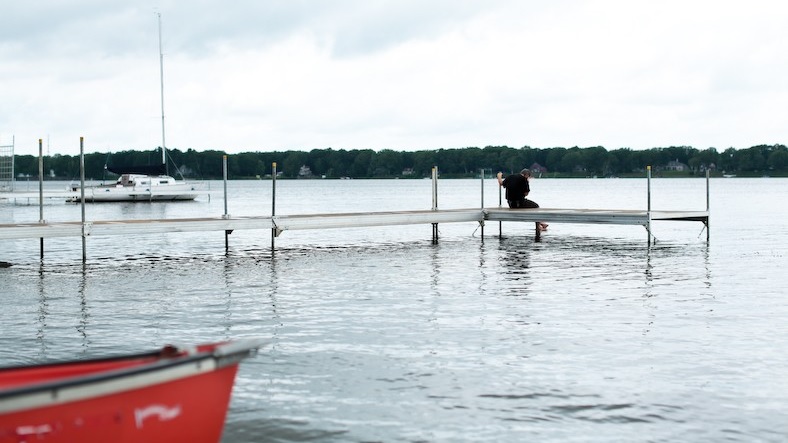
[497,172,504,187]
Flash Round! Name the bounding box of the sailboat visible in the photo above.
[67,167,202,202]
[68,14,203,203]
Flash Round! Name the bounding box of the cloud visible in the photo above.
[3,0,788,156]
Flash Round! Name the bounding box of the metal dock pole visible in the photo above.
[79,137,87,262]
[431,166,438,244]
[646,165,652,245]
[706,168,710,241]
[498,172,503,238]
[271,162,277,252]
[479,168,484,240]
[223,155,229,252]
[38,139,44,259]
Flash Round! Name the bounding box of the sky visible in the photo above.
[3,0,788,156]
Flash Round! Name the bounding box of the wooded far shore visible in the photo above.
[9,144,788,180]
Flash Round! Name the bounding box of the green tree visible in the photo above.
[719,148,737,173]
[688,147,720,173]
[768,146,788,170]
[368,149,401,177]
[583,146,608,176]
[351,150,374,177]
[609,148,637,174]
[282,151,309,177]
[560,148,584,174]
[326,149,353,177]
[545,147,566,173]
[412,150,437,177]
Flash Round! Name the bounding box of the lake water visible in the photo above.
[1,177,787,442]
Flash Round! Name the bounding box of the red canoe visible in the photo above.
[0,339,264,443]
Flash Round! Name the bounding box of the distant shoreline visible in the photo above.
[9,171,788,183]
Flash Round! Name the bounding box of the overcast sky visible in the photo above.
[3,0,788,156]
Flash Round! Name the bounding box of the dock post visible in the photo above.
[479,168,484,240]
[646,165,652,245]
[497,172,502,238]
[223,155,229,252]
[706,168,710,241]
[272,162,277,252]
[431,166,438,244]
[79,137,87,262]
[38,139,44,259]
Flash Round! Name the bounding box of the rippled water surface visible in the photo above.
[1,178,787,442]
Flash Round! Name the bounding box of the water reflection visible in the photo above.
[702,243,712,292]
[643,246,654,298]
[430,242,441,296]
[497,235,533,296]
[77,263,90,352]
[36,262,48,358]
[222,256,233,339]
[256,248,282,346]
[476,240,489,299]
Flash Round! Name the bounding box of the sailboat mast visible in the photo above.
[158,13,167,173]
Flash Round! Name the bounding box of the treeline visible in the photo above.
[11,144,788,180]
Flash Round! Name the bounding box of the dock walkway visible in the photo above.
[485,208,710,225]
[0,207,708,240]
[0,165,711,261]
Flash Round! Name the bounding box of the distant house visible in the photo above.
[401,168,415,176]
[298,165,313,178]
[530,162,547,174]
[700,163,717,172]
[664,159,689,171]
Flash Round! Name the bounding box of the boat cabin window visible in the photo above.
[160,180,168,184]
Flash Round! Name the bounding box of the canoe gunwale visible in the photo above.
[0,340,263,414]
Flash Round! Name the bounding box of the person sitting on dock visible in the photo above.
[497,169,548,231]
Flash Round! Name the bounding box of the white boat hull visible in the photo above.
[68,188,200,202]
[67,174,203,203]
